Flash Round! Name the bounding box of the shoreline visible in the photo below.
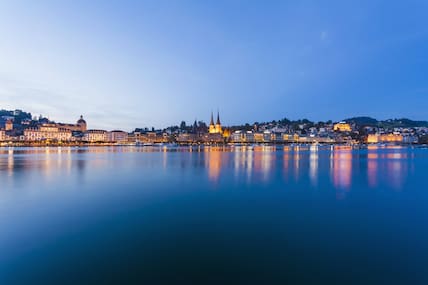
[0,142,425,148]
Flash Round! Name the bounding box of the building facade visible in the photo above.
[56,115,87,132]
[367,133,403,143]
[107,130,128,143]
[83,130,107,142]
[24,124,72,141]
[333,122,352,132]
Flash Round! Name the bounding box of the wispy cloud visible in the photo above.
[0,74,147,131]
[0,76,80,117]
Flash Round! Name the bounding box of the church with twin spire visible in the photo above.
[209,111,222,134]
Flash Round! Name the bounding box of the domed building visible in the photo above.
[55,115,87,132]
[77,115,87,132]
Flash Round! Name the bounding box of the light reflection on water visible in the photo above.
[0,145,418,193]
[1,145,427,284]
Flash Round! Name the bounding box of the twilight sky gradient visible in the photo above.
[0,0,427,130]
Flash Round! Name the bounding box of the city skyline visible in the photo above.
[1,106,427,146]
[1,1,428,130]
[2,106,427,132]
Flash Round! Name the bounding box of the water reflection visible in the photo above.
[282,149,290,182]
[206,148,222,182]
[293,146,301,181]
[331,146,353,190]
[234,148,253,181]
[0,145,424,285]
[0,145,416,194]
[254,146,275,181]
[384,149,408,190]
[309,145,319,186]
[8,148,14,178]
[367,150,378,188]
[0,147,89,187]
[366,145,410,190]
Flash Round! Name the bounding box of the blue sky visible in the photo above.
[0,0,427,130]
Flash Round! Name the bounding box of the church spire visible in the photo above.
[216,111,221,125]
[210,111,214,125]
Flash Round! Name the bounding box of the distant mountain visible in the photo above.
[380,118,428,128]
[343,117,428,128]
[344,117,379,126]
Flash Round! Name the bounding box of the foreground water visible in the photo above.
[0,145,427,284]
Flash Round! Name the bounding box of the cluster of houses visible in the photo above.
[0,110,427,145]
[172,120,425,145]
[0,115,125,144]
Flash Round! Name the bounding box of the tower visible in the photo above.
[209,111,222,134]
[209,112,216,134]
[215,111,222,134]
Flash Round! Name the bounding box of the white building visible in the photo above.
[231,131,244,143]
[244,131,255,143]
[263,130,272,142]
[83,130,107,142]
[24,124,72,141]
[403,135,418,144]
[107,130,128,143]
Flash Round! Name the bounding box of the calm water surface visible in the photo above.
[1,145,428,284]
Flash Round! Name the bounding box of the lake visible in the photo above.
[0,145,428,284]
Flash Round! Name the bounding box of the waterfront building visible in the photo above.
[202,133,224,143]
[298,135,309,143]
[367,134,379,143]
[0,129,5,141]
[83,130,107,142]
[249,131,272,143]
[283,134,301,143]
[146,132,168,143]
[263,131,273,142]
[334,122,352,132]
[177,133,199,143]
[128,131,142,143]
[129,131,168,144]
[107,130,128,143]
[231,130,278,144]
[231,131,244,143]
[24,124,72,141]
[403,135,418,144]
[272,132,284,143]
[244,131,255,143]
[282,134,293,142]
[254,132,264,143]
[367,133,403,144]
